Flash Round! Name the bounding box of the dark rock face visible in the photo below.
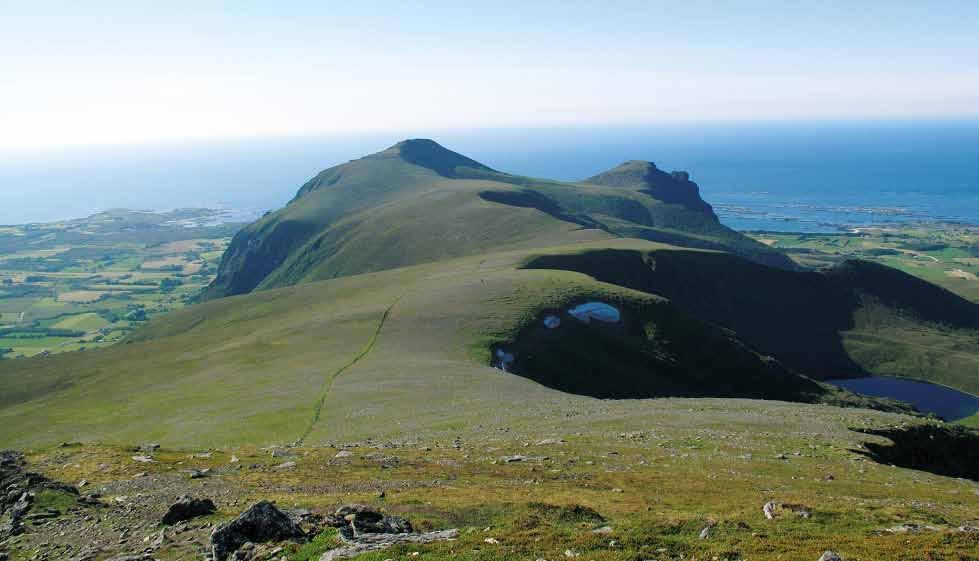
[335,504,413,537]
[210,501,306,561]
[162,495,216,525]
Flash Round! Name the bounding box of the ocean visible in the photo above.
[1,120,977,231]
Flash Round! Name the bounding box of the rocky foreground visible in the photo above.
[2,410,978,561]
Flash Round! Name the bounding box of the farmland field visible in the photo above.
[0,208,243,358]
[746,223,979,302]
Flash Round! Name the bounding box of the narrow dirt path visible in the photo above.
[294,295,402,445]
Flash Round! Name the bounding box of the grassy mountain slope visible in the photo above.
[203,140,792,299]
[0,239,931,449]
[0,241,869,447]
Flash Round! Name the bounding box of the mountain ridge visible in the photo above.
[204,139,792,299]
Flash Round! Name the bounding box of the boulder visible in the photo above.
[162,495,216,525]
[818,552,843,561]
[210,501,306,561]
[335,504,412,537]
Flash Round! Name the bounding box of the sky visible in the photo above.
[2,0,979,150]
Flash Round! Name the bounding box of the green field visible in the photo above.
[747,225,979,302]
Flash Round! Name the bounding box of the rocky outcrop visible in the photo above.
[210,501,306,561]
[1,450,78,538]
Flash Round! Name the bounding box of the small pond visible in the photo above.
[827,377,979,421]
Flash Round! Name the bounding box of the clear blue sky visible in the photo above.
[2,0,978,149]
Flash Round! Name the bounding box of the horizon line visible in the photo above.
[3,114,979,154]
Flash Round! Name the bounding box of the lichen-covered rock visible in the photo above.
[210,501,306,561]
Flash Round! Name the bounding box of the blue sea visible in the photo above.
[1,120,978,231]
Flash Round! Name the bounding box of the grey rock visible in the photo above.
[318,528,459,561]
[210,501,306,561]
[763,500,777,519]
[818,552,843,561]
[335,504,412,537]
[163,495,216,525]
[763,500,810,519]
[883,523,938,533]
[10,491,32,521]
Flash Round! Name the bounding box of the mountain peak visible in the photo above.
[586,160,715,217]
[390,138,446,150]
[379,138,496,178]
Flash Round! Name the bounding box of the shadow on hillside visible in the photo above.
[524,248,979,382]
[490,297,830,403]
[478,189,607,230]
[853,425,979,482]
[524,249,866,379]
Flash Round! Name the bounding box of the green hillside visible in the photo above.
[203,139,792,299]
[8,237,970,449]
[3,143,979,561]
[3,142,976,448]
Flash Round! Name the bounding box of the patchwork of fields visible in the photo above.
[748,223,979,302]
[0,209,240,358]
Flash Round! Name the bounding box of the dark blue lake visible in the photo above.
[828,377,979,421]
